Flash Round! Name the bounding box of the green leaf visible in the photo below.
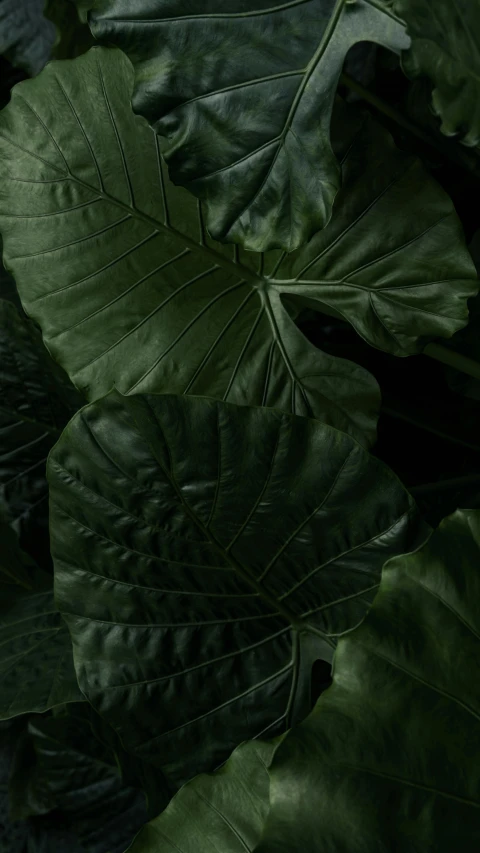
[88,0,409,253]
[0,299,84,545]
[256,507,480,853]
[8,708,150,853]
[126,736,284,853]
[0,521,36,589]
[71,0,96,24]
[0,53,476,446]
[393,0,480,147]
[48,390,430,789]
[273,101,478,357]
[0,0,56,76]
[0,542,84,719]
[0,49,384,452]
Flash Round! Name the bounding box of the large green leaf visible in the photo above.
[0,0,56,76]
[256,507,480,853]
[393,0,480,147]
[8,707,150,853]
[126,736,284,853]
[0,299,83,557]
[0,49,382,453]
[48,390,429,789]
[0,537,83,719]
[88,0,409,253]
[0,53,477,446]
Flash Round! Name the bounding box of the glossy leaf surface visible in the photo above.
[257,508,480,853]
[48,391,429,788]
[0,540,83,719]
[88,0,409,253]
[393,0,480,147]
[126,737,283,853]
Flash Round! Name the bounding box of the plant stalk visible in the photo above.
[410,473,480,496]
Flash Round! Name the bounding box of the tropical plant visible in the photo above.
[0,1,480,851]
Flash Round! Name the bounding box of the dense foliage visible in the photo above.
[1,1,480,851]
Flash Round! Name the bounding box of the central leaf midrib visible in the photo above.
[67,170,262,289]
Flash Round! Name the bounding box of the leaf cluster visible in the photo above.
[0,1,480,852]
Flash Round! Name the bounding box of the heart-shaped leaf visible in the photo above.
[393,0,480,147]
[88,0,409,253]
[0,49,386,451]
[256,508,480,853]
[126,736,284,853]
[48,390,429,789]
[0,537,83,719]
[1,52,477,451]
[0,0,56,76]
[0,299,83,561]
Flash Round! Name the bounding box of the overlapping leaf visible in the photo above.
[393,0,480,147]
[0,0,56,76]
[0,299,83,552]
[126,737,284,853]
[256,508,480,853]
[0,534,83,719]
[48,391,429,789]
[1,52,478,453]
[88,0,409,253]
[0,48,383,449]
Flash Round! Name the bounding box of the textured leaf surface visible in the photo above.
[8,707,149,853]
[0,49,383,452]
[0,299,83,545]
[0,541,83,719]
[393,0,480,147]
[88,0,409,253]
[126,737,283,853]
[256,508,480,853]
[0,53,477,446]
[0,0,56,76]
[48,391,429,788]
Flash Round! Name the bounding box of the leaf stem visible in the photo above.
[410,473,480,496]
[423,342,480,380]
[380,404,480,452]
[339,71,480,176]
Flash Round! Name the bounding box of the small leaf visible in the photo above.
[393,0,480,147]
[257,508,480,853]
[48,390,429,789]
